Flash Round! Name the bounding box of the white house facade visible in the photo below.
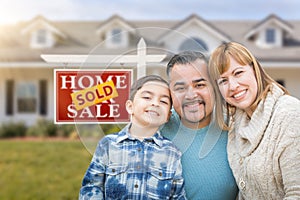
[0,14,299,126]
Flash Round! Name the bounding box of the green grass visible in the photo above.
[0,140,92,200]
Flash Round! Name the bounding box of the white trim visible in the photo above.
[158,17,229,43]
[0,61,166,68]
[96,18,135,35]
[0,62,55,68]
[261,61,300,68]
[42,38,166,79]
[31,29,56,48]
[21,19,66,38]
[41,54,166,64]
[245,18,293,40]
[1,61,300,69]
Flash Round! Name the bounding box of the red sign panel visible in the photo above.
[54,69,132,124]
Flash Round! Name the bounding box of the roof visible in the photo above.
[0,14,300,62]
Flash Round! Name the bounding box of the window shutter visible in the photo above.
[39,80,47,115]
[6,80,14,115]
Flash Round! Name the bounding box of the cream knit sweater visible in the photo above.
[227,84,300,199]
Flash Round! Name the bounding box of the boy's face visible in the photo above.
[126,81,171,128]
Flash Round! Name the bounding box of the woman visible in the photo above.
[208,41,300,199]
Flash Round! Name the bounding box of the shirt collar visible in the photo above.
[116,123,164,147]
[115,124,131,143]
[151,131,164,147]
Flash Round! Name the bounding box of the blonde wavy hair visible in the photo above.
[208,42,288,130]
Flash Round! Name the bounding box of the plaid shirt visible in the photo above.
[79,124,186,200]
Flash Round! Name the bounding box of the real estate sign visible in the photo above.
[54,69,132,124]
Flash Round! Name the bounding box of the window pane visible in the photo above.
[17,82,37,113]
[18,98,36,112]
[111,28,122,43]
[266,29,275,43]
[179,37,208,52]
[37,29,47,44]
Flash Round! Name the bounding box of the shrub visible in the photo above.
[26,119,58,137]
[75,124,124,138]
[101,124,124,135]
[0,121,27,138]
[57,124,76,137]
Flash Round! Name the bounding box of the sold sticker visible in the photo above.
[70,80,119,111]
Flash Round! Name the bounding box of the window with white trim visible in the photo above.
[37,29,47,44]
[16,82,37,113]
[111,28,122,44]
[30,29,55,48]
[179,37,209,52]
[266,28,276,44]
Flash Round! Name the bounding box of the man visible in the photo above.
[161,51,238,200]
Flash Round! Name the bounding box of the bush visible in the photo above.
[57,124,76,138]
[0,119,124,139]
[75,124,124,138]
[0,121,27,138]
[26,120,76,138]
[101,124,125,135]
[26,119,58,137]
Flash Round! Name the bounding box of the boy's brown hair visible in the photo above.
[129,75,171,107]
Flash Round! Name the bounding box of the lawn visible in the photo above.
[0,140,92,200]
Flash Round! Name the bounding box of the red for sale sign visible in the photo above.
[54,69,132,124]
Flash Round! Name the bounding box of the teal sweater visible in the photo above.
[161,112,238,200]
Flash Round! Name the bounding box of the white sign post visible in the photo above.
[41,38,166,79]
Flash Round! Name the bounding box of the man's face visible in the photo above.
[169,59,215,129]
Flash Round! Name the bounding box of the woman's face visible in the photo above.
[217,56,258,112]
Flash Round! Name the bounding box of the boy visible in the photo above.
[79,75,186,200]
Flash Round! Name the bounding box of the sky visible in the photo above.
[0,0,300,25]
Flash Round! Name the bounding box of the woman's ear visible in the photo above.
[125,100,133,115]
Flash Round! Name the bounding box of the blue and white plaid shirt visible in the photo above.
[79,124,186,200]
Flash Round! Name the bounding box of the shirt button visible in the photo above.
[134,184,138,188]
[158,172,162,176]
[136,165,141,170]
[112,168,115,172]
[137,147,142,152]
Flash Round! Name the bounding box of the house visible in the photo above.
[0,14,299,126]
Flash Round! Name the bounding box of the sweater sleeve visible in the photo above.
[278,111,300,199]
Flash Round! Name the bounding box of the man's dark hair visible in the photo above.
[129,75,170,102]
[166,51,208,77]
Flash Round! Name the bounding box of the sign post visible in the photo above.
[41,38,166,124]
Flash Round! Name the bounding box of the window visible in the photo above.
[179,37,208,52]
[36,29,47,44]
[30,29,53,48]
[16,82,37,113]
[111,28,122,44]
[266,28,275,44]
